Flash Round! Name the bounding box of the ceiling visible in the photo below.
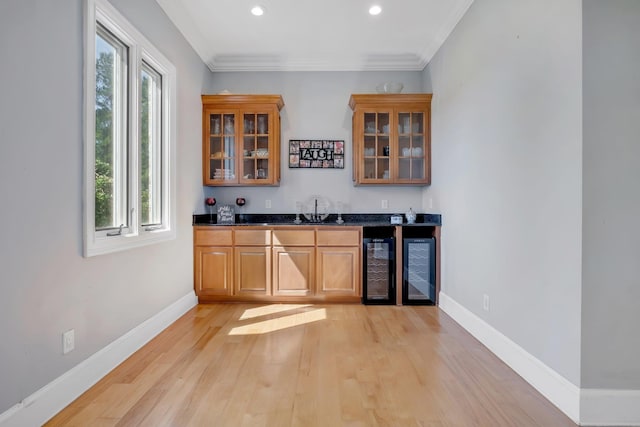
[156,0,474,72]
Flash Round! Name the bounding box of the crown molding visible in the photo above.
[206,53,427,72]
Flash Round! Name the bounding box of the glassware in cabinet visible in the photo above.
[207,113,236,182]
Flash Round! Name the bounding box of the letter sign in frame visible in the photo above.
[288,140,344,169]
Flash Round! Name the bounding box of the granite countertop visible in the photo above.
[192,213,441,227]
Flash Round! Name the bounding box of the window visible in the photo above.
[140,62,163,227]
[84,0,176,257]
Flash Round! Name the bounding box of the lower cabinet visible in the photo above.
[194,246,233,297]
[271,228,315,297]
[272,246,315,296]
[233,229,272,298]
[316,246,360,297]
[194,226,361,303]
[194,228,234,297]
[316,229,361,298]
[234,246,271,296]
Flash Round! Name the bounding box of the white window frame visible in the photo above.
[84,0,176,257]
[140,61,163,227]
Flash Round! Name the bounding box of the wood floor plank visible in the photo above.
[45,304,577,427]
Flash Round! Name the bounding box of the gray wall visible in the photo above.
[423,0,583,385]
[0,0,209,413]
[582,0,640,389]
[204,72,427,215]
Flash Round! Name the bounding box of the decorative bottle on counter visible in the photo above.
[405,207,416,224]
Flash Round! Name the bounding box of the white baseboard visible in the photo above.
[0,291,198,427]
[580,389,640,426]
[439,292,640,426]
[438,292,581,423]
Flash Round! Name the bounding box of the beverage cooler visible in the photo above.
[362,228,395,304]
[402,238,436,305]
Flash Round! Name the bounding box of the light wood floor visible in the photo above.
[46,304,577,426]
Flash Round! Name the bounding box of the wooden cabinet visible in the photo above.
[194,228,233,297]
[272,228,315,297]
[349,94,432,185]
[316,229,361,298]
[234,229,271,297]
[202,94,284,186]
[194,226,362,303]
[272,246,315,296]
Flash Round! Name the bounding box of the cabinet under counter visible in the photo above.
[193,225,362,303]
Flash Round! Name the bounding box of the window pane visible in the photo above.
[95,25,128,230]
[140,62,163,226]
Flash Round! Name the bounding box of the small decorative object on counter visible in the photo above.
[217,205,235,224]
[336,201,344,224]
[235,197,246,223]
[390,215,403,224]
[205,197,216,223]
[294,201,302,224]
[405,207,416,224]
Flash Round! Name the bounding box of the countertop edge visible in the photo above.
[192,213,442,227]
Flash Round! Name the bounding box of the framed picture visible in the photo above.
[289,140,344,168]
[217,205,235,224]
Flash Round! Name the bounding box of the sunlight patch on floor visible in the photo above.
[238,304,312,320]
[229,308,327,335]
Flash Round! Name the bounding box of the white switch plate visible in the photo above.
[63,329,75,354]
[381,199,388,209]
[265,199,272,209]
[483,294,490,312]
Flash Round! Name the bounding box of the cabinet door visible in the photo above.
[396,110,428,183]
[316,246,360,297]
[239,110,279,185]
[272,246,314,296]
[194,246,233,296]
[203,110,239,185]
[235,246,271,296]
[359,110,393,183]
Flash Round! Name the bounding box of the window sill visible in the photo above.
[84,228,176,257]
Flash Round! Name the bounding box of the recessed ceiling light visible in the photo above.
[251,5,265,16]
[369,5,382,15]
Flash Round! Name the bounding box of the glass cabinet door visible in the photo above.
[397,111,425,181]
[362,112,391,182]
[208,112,236,182]
[241,113,270,182]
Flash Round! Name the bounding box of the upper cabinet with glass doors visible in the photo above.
[349,94,432,185]
[202,94,284,186]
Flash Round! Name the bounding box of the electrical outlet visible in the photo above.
[381,199,388,209]
[62,329,75,354]
[483,294,490,312]
[265,199,271,209]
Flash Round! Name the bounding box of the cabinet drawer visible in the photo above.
[272,229,315,246]
[194,228,233,246]
[235,229,271,246]
[317,229,361,246]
